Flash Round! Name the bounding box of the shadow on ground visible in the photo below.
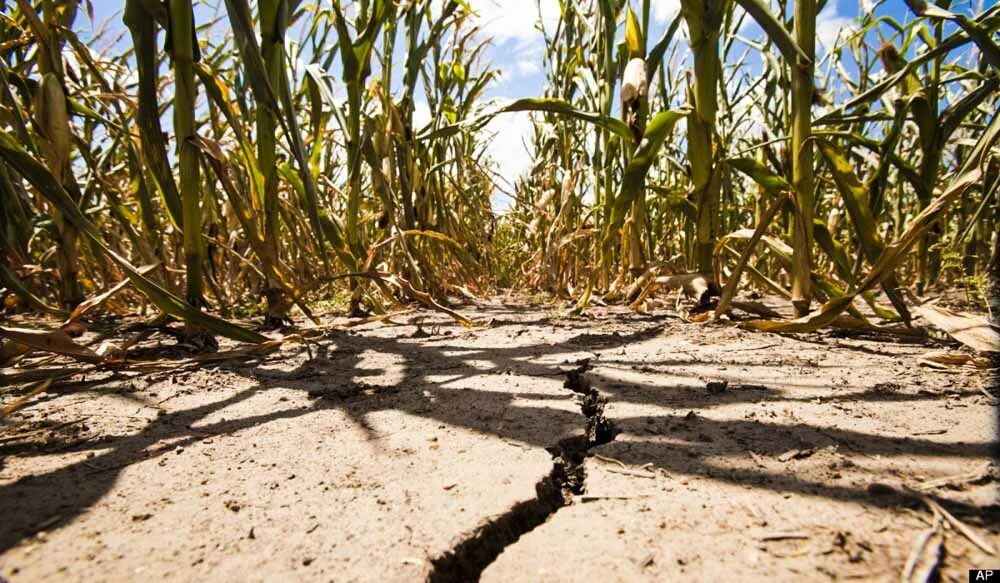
[1,305,997,559]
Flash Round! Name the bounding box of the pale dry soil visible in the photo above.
[0,300,997,582]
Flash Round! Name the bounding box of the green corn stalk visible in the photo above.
[731,0,818,315]
[680,0,730,275]
[330,0,391,312]
[789,0,816,315]
[223,0,350,278]
[0,0,995,334]
[622,5,649,277]
[332,0,391,259]
[258,0,290,322]
[35,71,82,308]
[744,108,1000,333]
[167,0,205,314]
[881,1,1000,292]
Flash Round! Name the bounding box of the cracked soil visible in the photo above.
[1,300,997,581]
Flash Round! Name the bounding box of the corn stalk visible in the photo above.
[680,0,730,274]
[789,0,815,315]
[167,0,205,321]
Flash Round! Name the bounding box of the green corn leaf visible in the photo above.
[646,12,683,81]
[815,129,927,201]
[733,0,811,65]
[811,219,856,287]
[496,98,635,144]
[817,17,996,121]
[939,77,1000,144]
[604,106,691,250]
[816,140,881,259]
[816,140,912,321]
[905,0,1000,71]
[223,0,345,270]
[123,0,184,227]
[724,157,793,195]
[194,63,265,207]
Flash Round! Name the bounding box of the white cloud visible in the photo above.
[652,0,691,41]
[515,59,542,77]
[468,0,561,44]
[816,2,854,52]
[482,100,535,190]
[461,0,557,87]
[653,0,682,22]
[413,100,432,129]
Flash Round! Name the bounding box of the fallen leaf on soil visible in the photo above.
[917,350,991,369]
[777,448,816,462]
[574,495,649,503]
[911,428,947,436]
[757,531,811,541]
[915,462,998,492]
[592,454,658,478]
[606,467,658,479]
[747,450,768,467]
[912,303,1000,353]
[919,495,997,555]
[0,379,52,418]
[0,325,103,364]
[901,518,942,583]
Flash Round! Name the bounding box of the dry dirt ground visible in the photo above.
[0,299,997,582]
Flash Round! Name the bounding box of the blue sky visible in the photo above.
[74,0,988,190]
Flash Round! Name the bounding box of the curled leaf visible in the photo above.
[912,303,1000,353]
[0,326,103,363]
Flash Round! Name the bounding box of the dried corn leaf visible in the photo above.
[0,325,103,363]
[912,303,1000,353]
[65,263,158,324]
[0,379,52,419]
[918,350,991,369]
[900,520,942,583]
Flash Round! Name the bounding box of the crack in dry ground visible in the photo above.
[427,363,618,582]
[1,304,995,581]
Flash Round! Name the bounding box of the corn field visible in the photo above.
[0,0,998,346]
[2,2,1000,579]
